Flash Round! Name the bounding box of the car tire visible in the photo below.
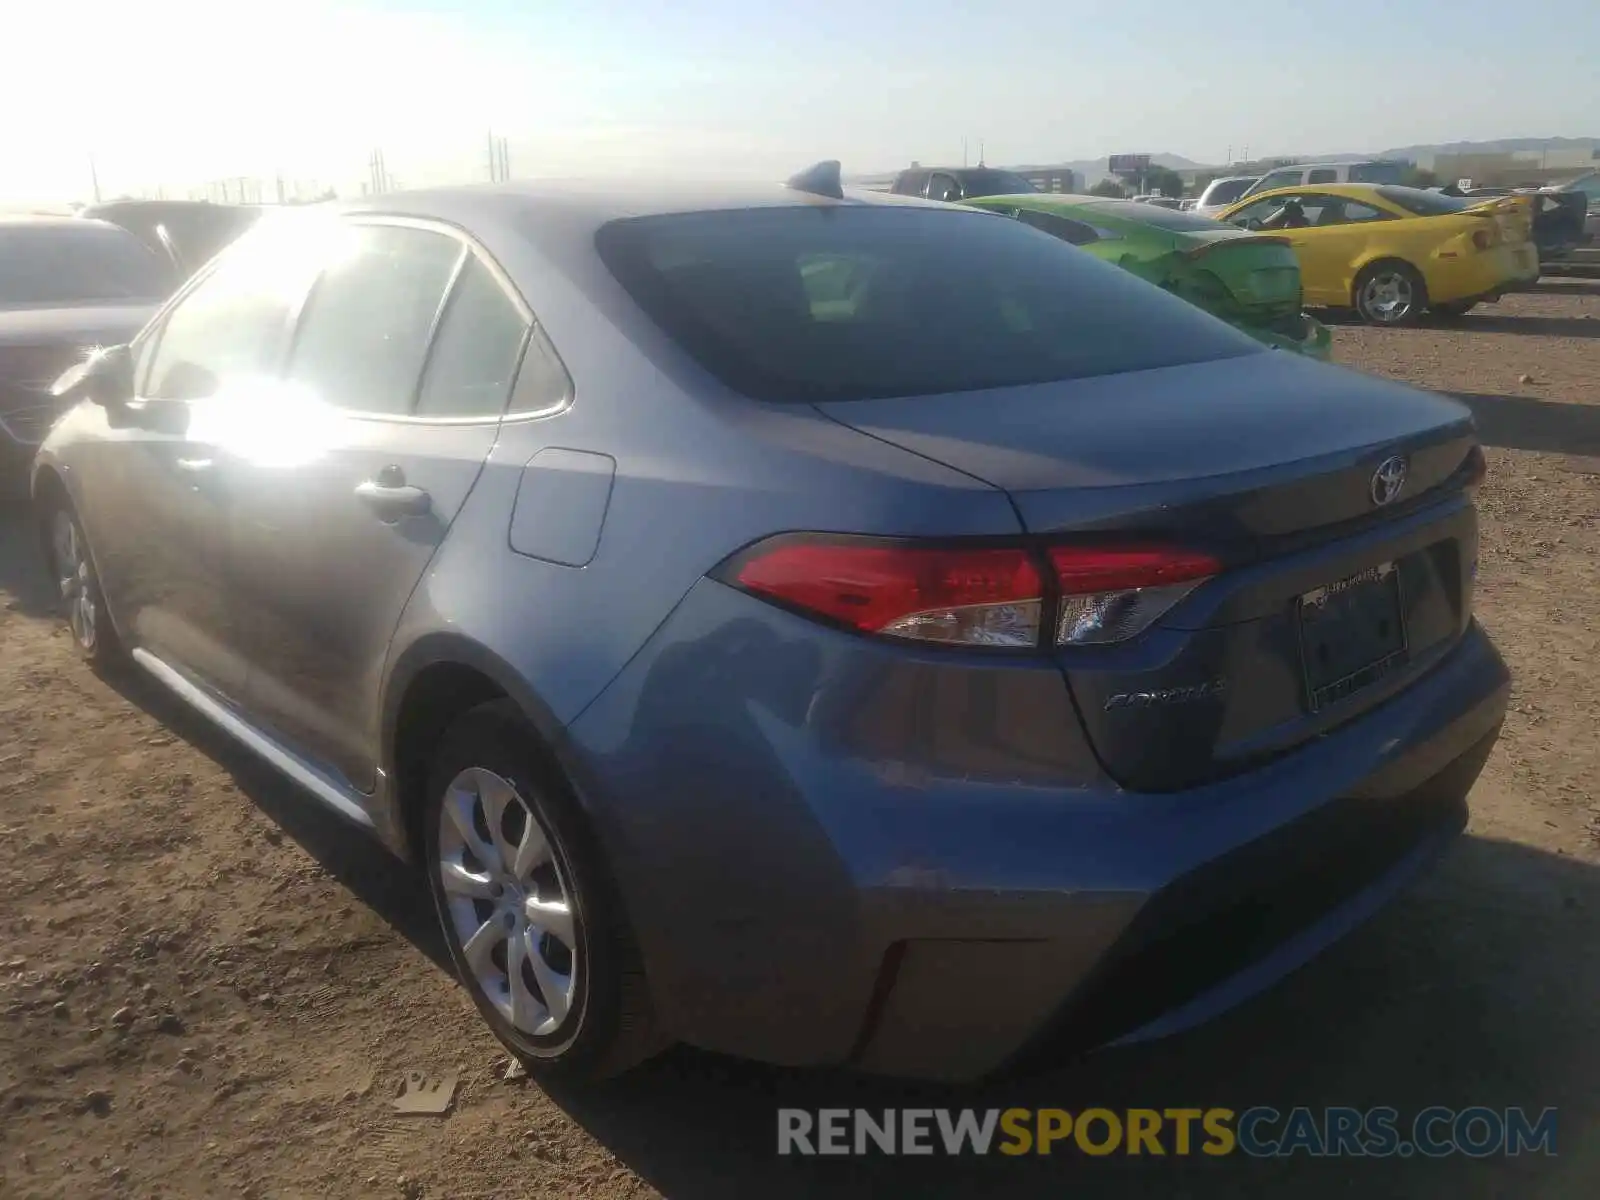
[422,699,661,1081]
[43,502,126,668]
[1431,301,1477,319]
[1353,261,1427,326]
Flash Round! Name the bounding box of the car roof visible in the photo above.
[0,213,132,234]
[1204,175,1259,186]
[313,178,957,257]
[339,178,945,223]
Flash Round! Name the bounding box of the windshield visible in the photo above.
[1202,178,1255,206]
[0,226,171,307]
[1089,201,1234,232]
[1375,186,1474,216]
[959,170,1039,198]
[597,205,1259,404]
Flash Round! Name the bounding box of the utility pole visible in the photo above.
[88,154,102,204]
[978,139,985,167]
[486,133,512,182]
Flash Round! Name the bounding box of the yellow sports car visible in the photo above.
[1215,183,1540,326]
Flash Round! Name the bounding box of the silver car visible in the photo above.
[33,168,1508,1082]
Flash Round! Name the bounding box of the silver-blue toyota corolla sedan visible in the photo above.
[32,164,1509,1082]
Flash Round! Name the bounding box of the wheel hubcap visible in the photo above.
[52,512,95,650]
[1362,272,1414,322]
[437,767,578,1037]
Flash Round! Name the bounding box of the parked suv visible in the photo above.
[35,168,1508,1082]
[1238,160,1407,200]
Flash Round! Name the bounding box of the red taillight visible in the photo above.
[1471,227,1496,251]
[732,540,1045,647]
[725,537,1220,649]
[1048,545,1220,645]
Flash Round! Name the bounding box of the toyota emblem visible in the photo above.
[1370,455,1408,507]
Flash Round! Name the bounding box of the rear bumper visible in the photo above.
[568,581,1510,1080]
[1429,243,1539,304]
[1240,312,1332,360]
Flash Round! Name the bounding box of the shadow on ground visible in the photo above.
[1454,315,1600,340]
[94,660,453,973]
[1520,278,1600,297]
[1451,392,1600,456]
[0,499,56,617]
[548,836,1599,1199]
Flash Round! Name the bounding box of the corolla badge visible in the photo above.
[1104,679,1227,711]
[1370,455,1408,507]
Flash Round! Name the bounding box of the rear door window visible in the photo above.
[1255,169,1303,193]
[1349,162,1404,184]
[414,255,531,418]
[1307,168,1338,185]
[595,205,1259,404]
[287,224,463,415]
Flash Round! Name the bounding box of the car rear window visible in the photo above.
[957,170,1039,198]
[1375,186,1474,216]
[596,205,1260,404]
[0,226,171,307]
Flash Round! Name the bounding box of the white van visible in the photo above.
[1237,160,1407,201]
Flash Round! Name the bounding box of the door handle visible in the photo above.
[355,479,431,519]
[176,457,213,472]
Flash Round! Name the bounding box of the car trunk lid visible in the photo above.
[819,351,1482,791]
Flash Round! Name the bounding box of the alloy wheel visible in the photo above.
[52,511,96,652]
[436,767,579,1038]
[1360,271,1416,324]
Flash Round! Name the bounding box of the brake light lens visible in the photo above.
[1471,227,1496,251]
[1049,545,1220,645]
[732,541,1045,647]
[725,537,1221,649]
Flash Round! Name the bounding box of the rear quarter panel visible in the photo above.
[374,212,1019,755]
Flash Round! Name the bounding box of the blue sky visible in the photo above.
[4,0,1597,202]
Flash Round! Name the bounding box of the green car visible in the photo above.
[962,194,1332,359]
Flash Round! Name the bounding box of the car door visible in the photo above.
[1277,195,1395,305]
[78,225,320,700]
[226,218,533,791]
[1225,193,1348,305]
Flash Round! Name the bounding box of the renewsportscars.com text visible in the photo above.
[777,1106,1557,1158]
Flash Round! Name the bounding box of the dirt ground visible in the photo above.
[2,281,1598,1200]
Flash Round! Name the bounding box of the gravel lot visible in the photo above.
[2,281,1597,1200]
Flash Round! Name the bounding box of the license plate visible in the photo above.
[1297,561,1407,712]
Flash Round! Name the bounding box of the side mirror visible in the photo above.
[51,344,135,408]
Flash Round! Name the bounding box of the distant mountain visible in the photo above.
[1376,136,1599,161]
